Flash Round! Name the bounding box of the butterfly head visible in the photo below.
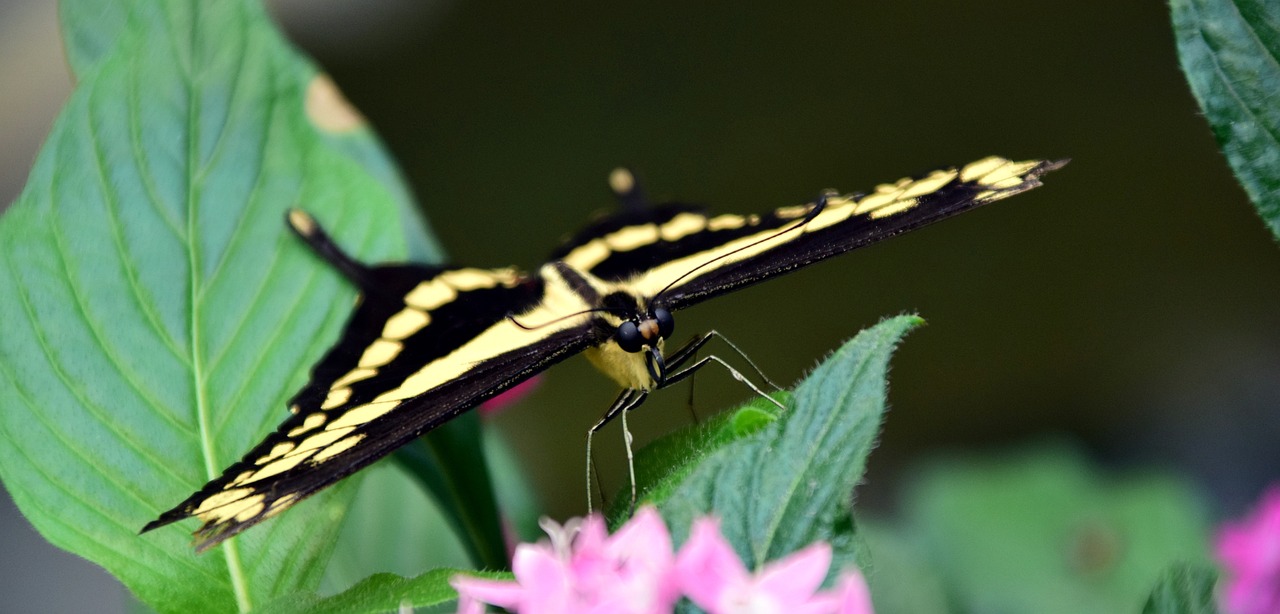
[615,306,674,384]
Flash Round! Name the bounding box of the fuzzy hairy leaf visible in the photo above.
[655,315,922,572]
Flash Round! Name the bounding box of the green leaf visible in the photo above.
[261,569,498,614]
[859,520,950,614]
[320,460,472,595]
[903,444,1212,614]
[655,315,922,572]
[58,0,131,76]
[0,1,452,612]
[1142,563,1220,614]
[1172,0,1280,240]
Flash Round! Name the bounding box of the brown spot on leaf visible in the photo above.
[305,74,364,133]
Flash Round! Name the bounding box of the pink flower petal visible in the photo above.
[480,377,542,416]
[604,507,680,613]
[675,517,750,608]
[1216,484,1280,614]
[510,545,573,612]
[451,575,525,612]
[755,542,833,603]
[830,571,874,614]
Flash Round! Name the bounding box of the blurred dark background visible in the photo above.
[3,0,1278,610]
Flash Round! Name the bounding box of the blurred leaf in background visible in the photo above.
[893,444,1211,613]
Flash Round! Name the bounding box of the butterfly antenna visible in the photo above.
[652,192,832,302]
[286,209,374,287]
[507,307,612,330]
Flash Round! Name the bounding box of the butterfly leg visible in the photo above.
[659,353,785,411]
[662,330,782,392]
[585,389,649,514]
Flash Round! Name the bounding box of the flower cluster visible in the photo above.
[1217,484,1280,614]
[451,506,873,614]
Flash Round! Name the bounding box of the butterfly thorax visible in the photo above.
[533,261,673,390]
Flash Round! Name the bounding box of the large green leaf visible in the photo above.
[1172,0,1280,240]
[655,315,922,572]
[0,1,452,611]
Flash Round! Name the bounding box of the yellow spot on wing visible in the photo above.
[326,401,400,430]
[287,413,327,437]
[258,441,297,464]
[264,494,300,519]
[854,191,899,214]
[404,281,457,310]
[608,224,660,251]
[192,488,254,515]
[332,367,376,388]
[977,160,1040,186]
[706,214,750,231]
[382,308,430,340]
[231,497,267,523]
[200,493,266,524]
[292,426,357,457]
[868,198,919,219]
[358,339,403,368]
[311,433,367,461]
[900,169,958,199]
[321,388,352,410]
[659,213,709,241]
[245,453,311,484]
[960,156,1006,182]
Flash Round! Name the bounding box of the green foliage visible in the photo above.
[0,0,486,611]
[259,569,501,614]
[1142,564,1220,614]
[320,460,472,595]
[899,445,1211,614]
[859,520,949,614]
[1172,0,1280,240]
[652,315,922,576]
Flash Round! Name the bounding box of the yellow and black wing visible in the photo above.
[142,214,598,550]
[555,156,1065,310]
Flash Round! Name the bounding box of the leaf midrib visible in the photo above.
[177,3,251,610]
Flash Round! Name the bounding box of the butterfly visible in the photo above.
[142,156,1065,551]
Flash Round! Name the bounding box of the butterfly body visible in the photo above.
[143,156,1065,550]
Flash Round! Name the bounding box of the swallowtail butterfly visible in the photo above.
[143,156,1065,550]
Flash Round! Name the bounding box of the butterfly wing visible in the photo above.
[144,256,597,551]
[557,157,1064,310]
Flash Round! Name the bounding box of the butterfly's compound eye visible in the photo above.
[617,321,644,353]
[654,307,674,339]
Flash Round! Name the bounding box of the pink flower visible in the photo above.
[452,508,678,614]
[452,509,872,614]
[479,377,542,416]
[674,517,873,614]
[1217,485,1280,614]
